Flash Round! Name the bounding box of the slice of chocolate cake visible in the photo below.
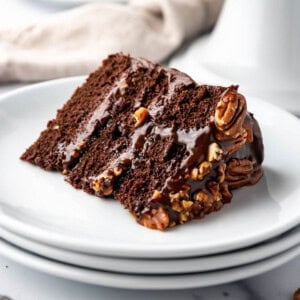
[21,53,264,230]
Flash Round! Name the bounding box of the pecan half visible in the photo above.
[224,128,248,156]
[226,158,255,189]
[215,88,247,139]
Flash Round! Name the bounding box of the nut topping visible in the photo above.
[215,89,247,139]
[220,183,232,203]
[169,188,193,224]
[139,207,169,230]
[217,163,226,183]
[191,161,212,181]
[207,181,221,202]
[62,169,69,175]
[227,158,254,175]
[207,142,223,162]
[194,190,209,202]
[182,200,194,209]
[152,190,162,200]
[198,161,212,180]
[179,212,189,224]
[133,107,149,127]
[191,168,199,180]
[91,172,114,196]
[226,158,255,188]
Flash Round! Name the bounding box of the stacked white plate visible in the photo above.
[0,77,300,290]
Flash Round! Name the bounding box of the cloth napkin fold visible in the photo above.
[0,0,223,82]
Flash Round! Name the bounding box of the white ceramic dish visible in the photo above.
[0,237,299,290]
[0,226,299,274]
[0,77,300,258]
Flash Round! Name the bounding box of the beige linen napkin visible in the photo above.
[0,0,223,82]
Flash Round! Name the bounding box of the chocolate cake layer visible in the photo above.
[21,53,264,230]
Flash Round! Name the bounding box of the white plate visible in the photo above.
[0,238,299,290]
[0,225,299,274]
[0,77,300,258]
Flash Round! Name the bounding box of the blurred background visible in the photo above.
[0,1,299,299]
[1,0,300,113]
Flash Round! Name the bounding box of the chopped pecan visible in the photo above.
[170,189,189,202]
[139,207,169,230]
[190,168,199,180]
[169,187,193,224]
[179,212,189,224]
[207,181,221,202]
[217,163,226,183]
[91,172,115,196]
[133,107,149,127]
[215,88,247,139]
[62,169,69,175]
[92,164,124,196]
[198,161,212,180]
[182,200,194,209]
[170,188,190,213]
[170,197,182,213]
[207,142,223,162]
[152,190,162,200]
[194,190,210,203]
[191,161,212,180]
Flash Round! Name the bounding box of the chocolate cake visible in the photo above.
[21,53,264,230]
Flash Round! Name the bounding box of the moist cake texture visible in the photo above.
[21,53,264,230]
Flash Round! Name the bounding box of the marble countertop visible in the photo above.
[0,1,299,299]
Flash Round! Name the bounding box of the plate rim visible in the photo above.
[0,225,299,274]
[0,237,299,290]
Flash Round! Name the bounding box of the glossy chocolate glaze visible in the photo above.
[64,57,263,213]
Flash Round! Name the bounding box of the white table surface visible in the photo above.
[0,1,299,299]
